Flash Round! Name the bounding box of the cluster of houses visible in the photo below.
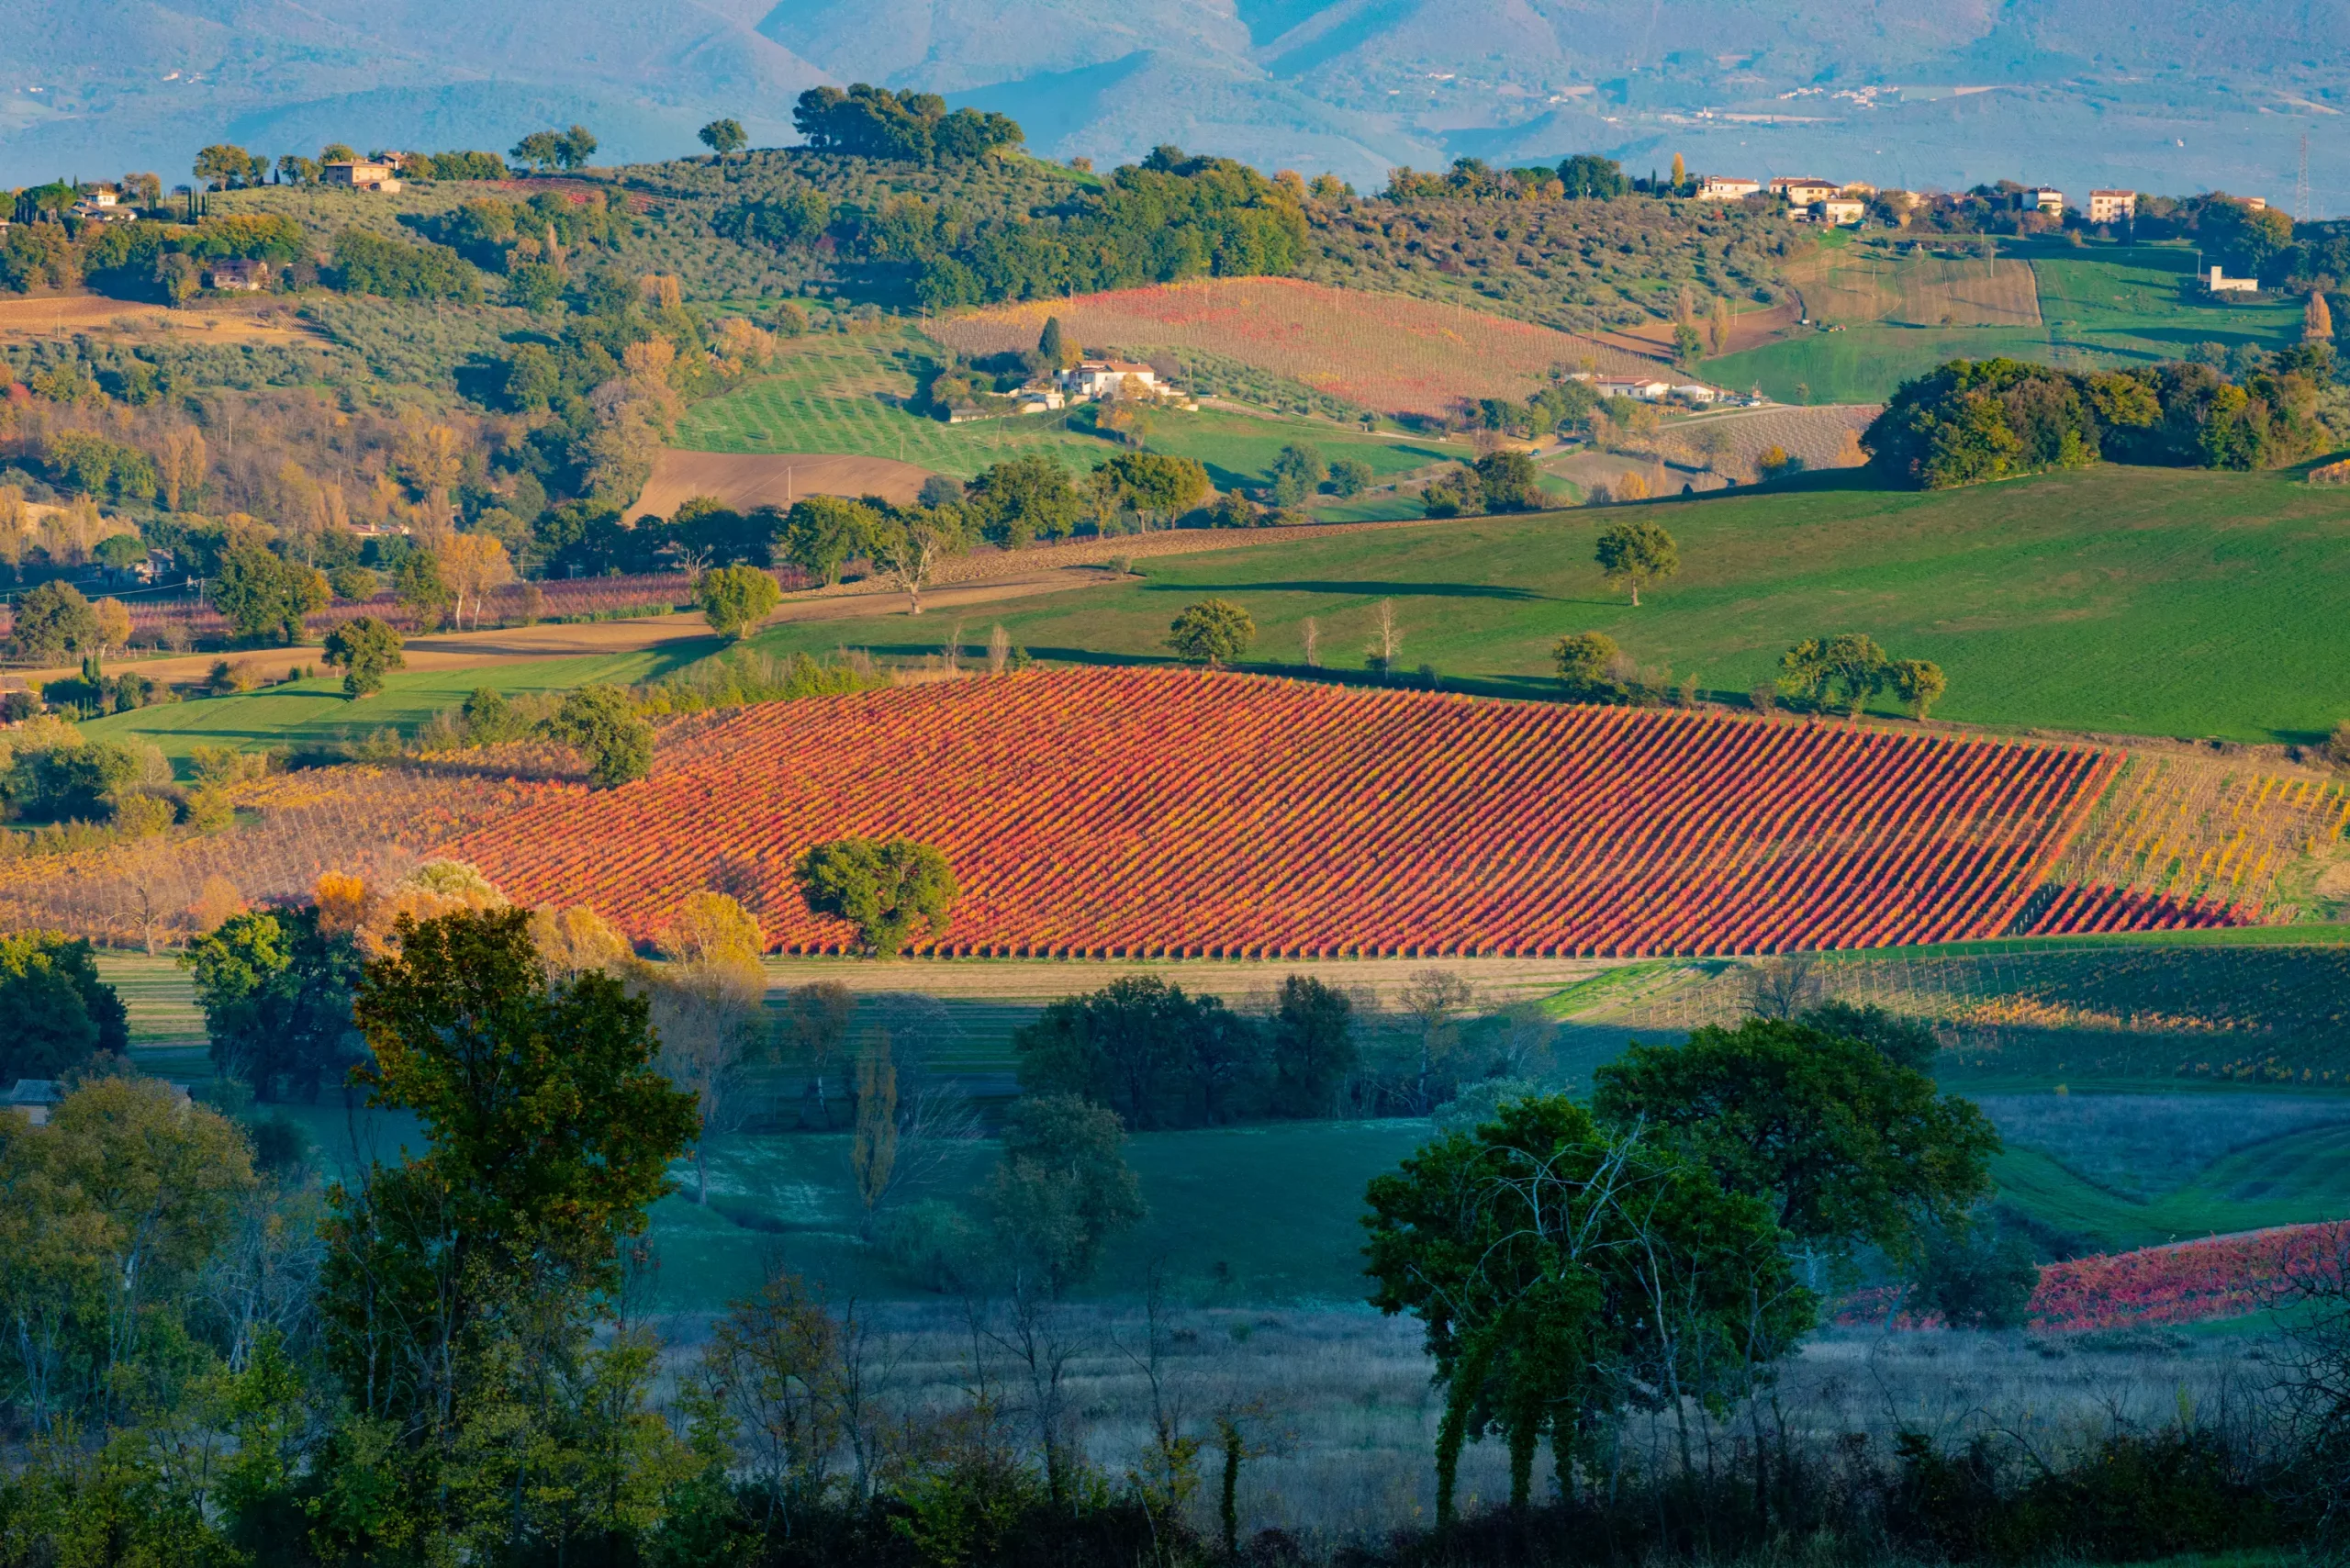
[1695,174,2145,230]
[949,359,1201,423]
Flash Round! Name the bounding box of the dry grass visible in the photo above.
[925,279,1668,418]
[0,292,319,342]
[647,1295,2279,1550]
[1785,250,2043,330]
[1659,405,1880,480]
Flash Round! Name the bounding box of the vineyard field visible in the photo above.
[449,667,2127,959]
[924,279,1667,417]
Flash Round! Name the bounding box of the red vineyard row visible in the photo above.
[445,668,2132,958]
[2018,882,2248,937]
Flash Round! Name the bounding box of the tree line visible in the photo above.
[1865,348,2340,488]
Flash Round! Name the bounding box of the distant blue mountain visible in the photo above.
[5,0,2344,211]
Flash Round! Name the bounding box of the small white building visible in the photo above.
[203,257,274,292]
[1814,197,1867,226]
[1059,360,1159,400]
[2206,265,2259,295]
[1594,376,1673,402]
[322,159,405,193]
[1013,386,1066,413]
[1697,175,1761,201]
[2088,189,2137,224]
[1668,383,1720,404]
[2021,187,2065,216]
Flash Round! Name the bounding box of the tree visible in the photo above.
[1907,1210,2040,1328]
[1799,999,1939,1071]
[781,981,856,1127]
[694,565,782,639]
[780,495,877,585]
[1594,518,1678,605]
[1270,442,1326,506]
[542,685,654,789]
[1365,1094,1809,1524]
[91,597,132,655]
[985,1092,1145,1297]
[1591,1016,1999,1274]
[699,118,748,159]
[511,130,563,171]
[1400,968,1473,1112]
[1036,314,1069,371]
[2307,291,2335,345]
[438,532,511,630]
[1166,598,1255,667]
[793,836,957,957]
[194,144,257,189]
[1556,153,1626,199]
[555,125,599,170]
[1552,631,1620,700]
[1091,452,1210,524]
[321,616,405,699]
[651,892,767,1205]
[1890,656,1947,720]
[9,581,100,662]
[1266,975,1356,1118]
[1327,456,1373,498]
[212,545,330,644]
[320,909,695,1554]
[1709,296,1734,356]
[182,906,365,1103]
[0,930,129,1081]
[1014,975,1267,1129]
[1473,449,1541,511]
[967,454,1080,547]
[849,1034,898,1237]
[862,503,968,613]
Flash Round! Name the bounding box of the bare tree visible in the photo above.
[1400,968,1474,1112]
[1745,951,1821,1019]
[1365,599,1402,678]
[988,623,1010,675]
[782,982,856,1127]
[651,957,767,1204]
[1301,616,1320,668]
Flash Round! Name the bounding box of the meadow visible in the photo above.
[668,326,1460,490]
[735,463,2350,744]
[76,647,699,766]
[1705,241,2310,404]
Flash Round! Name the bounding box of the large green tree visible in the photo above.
[8,581,100,663]
[212,545,330,644]
[182,907,364,1103]
[985,1092,1146,1299]
[1590,1017,1998,1274]
[0,931,129,1081]
[967,454,1081,547]
[317,908,696,1560]
[1167,598,1255,666]
[321,615,405,699]
[1365,1094,1810,1523]
[541,685,654,789]
[693,564,783,639]
[1594,518,1679,606]
[1014,975,1267,1129]
[793,836,957,957]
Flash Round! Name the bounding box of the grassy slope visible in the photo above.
[744,464,2350,744]
[78,649,696,767]
[671,329,1460,488]
[1705,243,2308,404]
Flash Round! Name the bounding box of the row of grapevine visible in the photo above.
[448,668,2125,959]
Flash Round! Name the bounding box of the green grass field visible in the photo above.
[748,463,2350,744]
[1706,242,2309,404]
[76,648,706,768]
[672,328,1461,489]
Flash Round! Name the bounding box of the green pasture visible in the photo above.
[750,462,2350,745]
[76,647,705,770]
[1707,243,2308,404]
[670,329,1460,489]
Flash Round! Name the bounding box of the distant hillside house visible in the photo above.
[4,1080,62,1126]
[1013,386,1066,413]
[322,159,404,193]
[2021,187,2065,216]
[2088,189,2137,224]
[1697,175,1761,201]
[1060,360,1159,401]
[203,257,275,292]
[2206,264,2258,295]
[1839,182,1878,199]
[1771,176,1838,206]
[1594,375,1673,402]
[1814,197,1867,227]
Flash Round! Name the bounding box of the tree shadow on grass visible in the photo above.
[1144,579,1550,601]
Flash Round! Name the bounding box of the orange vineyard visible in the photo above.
[446,669,2144,959]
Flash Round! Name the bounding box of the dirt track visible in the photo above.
[633,450,934,520]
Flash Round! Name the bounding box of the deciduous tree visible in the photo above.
[321,616,404,699]
[1595,518,1678,605]
[1166,598,1254,666]
[542,685,654,789]
[698,118,748,159]
[793,836,957,957]
[694,564,782,639]
[985,1092,1145,1297]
